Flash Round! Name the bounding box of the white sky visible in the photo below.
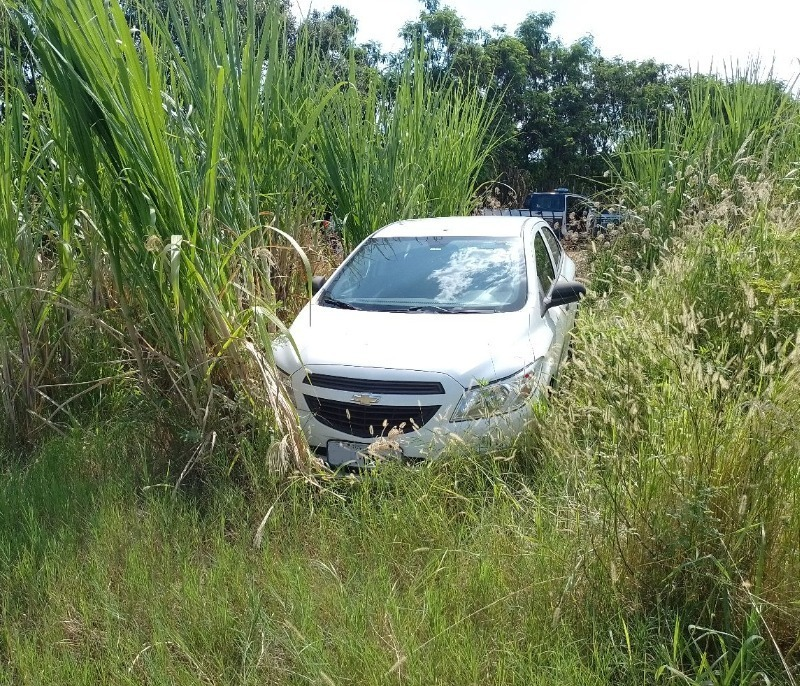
[297,0,800,85]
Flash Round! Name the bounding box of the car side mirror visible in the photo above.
[311,275,328,295]
[543,281,586,313]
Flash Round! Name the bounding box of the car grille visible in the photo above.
[303,396,441,439]
[303,373,444,395]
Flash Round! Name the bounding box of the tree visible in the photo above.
[590,57,680,154]
[398,1,485,78]
[300,5,357,59]
[297,5,383,86]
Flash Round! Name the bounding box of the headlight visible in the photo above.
[451,360,545,422]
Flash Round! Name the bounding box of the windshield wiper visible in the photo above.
[405,305,453,313]
[321,295,359,310]
[384,305,493,314]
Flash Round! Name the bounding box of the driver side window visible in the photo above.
[533,231,556,295]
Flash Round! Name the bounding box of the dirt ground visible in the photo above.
[565,246,590,280]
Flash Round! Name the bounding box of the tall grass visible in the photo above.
[532,175,800,680]
[313,55,499,248]
[3,30,799,680]
[0,16,82,445]
[0,0,501,471]
[0,424,612,685]
[10,2,800,680]
[520,68,800,680]
[609,65,800,263]
[17,0,315,471]
[3,202,798,682]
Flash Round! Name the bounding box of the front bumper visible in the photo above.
[287,366,533,463]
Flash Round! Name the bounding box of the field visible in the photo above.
[2,1,800,683]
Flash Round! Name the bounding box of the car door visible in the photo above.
[540,225,576,367]
[532,228,566,381]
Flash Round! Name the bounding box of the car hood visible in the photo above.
[276,303,539,388]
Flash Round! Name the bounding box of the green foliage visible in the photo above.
[297,4,383,86]
[2,3,800,682]
[656,617,771,685]
[556,70,800,682]
[0,19,82,446]
[527,188,800,679]
[2,179,799,684]
[396,6,688,197]
[15,0,318,469]
[610,65,800,256]
[0,430,608,684]
[3,208,799,680]
[1,0,499,472]
[313,52,498,248]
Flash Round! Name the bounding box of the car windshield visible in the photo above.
[527,194,565,213]
[322,236,527,313]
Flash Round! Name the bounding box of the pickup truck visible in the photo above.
[480,188,596,238]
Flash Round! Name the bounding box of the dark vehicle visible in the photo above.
[480,188,596,238]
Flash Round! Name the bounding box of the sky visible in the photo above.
[298,0,800,85]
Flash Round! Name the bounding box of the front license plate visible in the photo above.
[327,441,370,468]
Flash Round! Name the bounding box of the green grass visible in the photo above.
[535,178,800,681]
[313,52,499,249]
[2,5,800,682]
[607,65,800,267]
[3,185,799,682]
[1,432,610,684]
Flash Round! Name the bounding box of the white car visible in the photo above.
[273,216,585,468]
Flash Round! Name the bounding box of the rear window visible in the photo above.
[526,194,565,213]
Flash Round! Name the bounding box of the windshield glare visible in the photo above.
[323,236,527,313]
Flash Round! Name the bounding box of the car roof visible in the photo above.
[373,215,540,239]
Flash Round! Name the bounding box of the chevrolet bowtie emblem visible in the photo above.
[352,394,380,406]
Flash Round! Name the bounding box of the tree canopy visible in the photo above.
[392,4,688,195]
